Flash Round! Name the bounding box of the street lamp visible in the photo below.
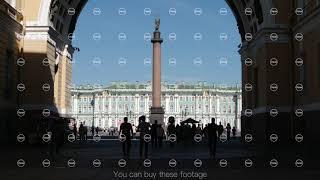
[90,93,95,134]
[233,85,239,130]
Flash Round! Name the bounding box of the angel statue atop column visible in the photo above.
[155,18,160,31]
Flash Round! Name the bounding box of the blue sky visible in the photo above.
[72,0,241,85]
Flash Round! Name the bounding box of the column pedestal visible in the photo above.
[149,107,164,124]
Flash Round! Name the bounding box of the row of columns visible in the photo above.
[71,93,242,116]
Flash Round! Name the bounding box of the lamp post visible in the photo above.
[233,85,239,130]
[194,94,197,120]
[90,93,95,134]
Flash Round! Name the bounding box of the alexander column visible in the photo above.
[150,18,164,124]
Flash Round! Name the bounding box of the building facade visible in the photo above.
[0,0,23,142]
[70,82,242,131]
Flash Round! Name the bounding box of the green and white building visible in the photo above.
[70,81,242,131]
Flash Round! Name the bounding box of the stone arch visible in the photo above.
[19,0,319,144]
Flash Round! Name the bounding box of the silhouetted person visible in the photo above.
[203,124,208,139]
[79,123,85,141]
[49,118,66,159]
[191,124,197,144]
[208,118,218,158]
[84,125,88,140]
[232,126,236,137]
[95,127,99,135]
[157,124,165,148]
[91,126,94,136]
[73,123,77,138]
[196,124,202,134]
[176,124,181,143]
[137,115,151,159]
[218,122,224,138]
[151,120,158,148]
[226,123,231,141]
[119,117,133,158]
[167,116,176,148]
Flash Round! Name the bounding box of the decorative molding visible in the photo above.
[24,30,57,46]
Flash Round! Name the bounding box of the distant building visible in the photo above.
[70,82,242,131]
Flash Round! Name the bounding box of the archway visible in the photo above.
[8,0,319,145]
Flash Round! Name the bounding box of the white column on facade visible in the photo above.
[195,95,198,115]
[135,94,138,113]
[145,96,148,112]
[74,95,78,115]
[216,95,220,114]
[209,95,212,115]
[108,95,112,112]
[102,94,106,113]
[174,96,177,113]
[165,95,169,113]
[115,95,118,115]
[177,95,180,113]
